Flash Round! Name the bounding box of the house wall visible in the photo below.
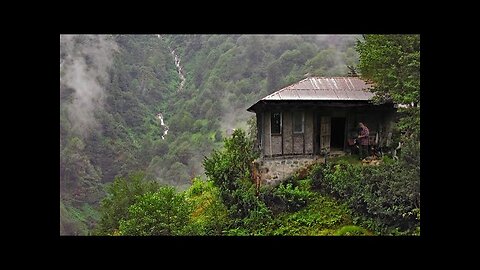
[256,113,263,151]
[263,111,282,156]
[271,136,282,155]
[261,110,314,157]
[255,103,396,186]
[293,135,303,154]
[305,111,314,154]
[263,112,270,156]
[283,111,293,155]
[260,104,395,157]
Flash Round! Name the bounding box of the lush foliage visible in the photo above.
[352,34,420,235]
[118,187,191,236]
[260,180,313,214]
[62,34,421,236]
[310,147,420,235]
[95,176,231,236]
[184,178,229,235]
[60,201,100,236]
[94,172,161,235]
[94,128,386,236]
[356,34,420,106]
[60,35,361,234]
[266,193,356,236]
[202,129,275,235]
[356,34,420,138]
[203,129,262,218]
[334,225,373,236]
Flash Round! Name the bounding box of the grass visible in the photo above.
[266,193,363,236]
[258,156,376,236]
[327,154,362,166]
[334,225,373,236]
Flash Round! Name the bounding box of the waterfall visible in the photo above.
[156,112,169,140]
[154,34,188,140]
[171,49,186,91]
[157,34,186,92]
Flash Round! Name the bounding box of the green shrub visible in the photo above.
[240,200,273,235]
[118,187,191,236]
[95,172,161,235]
[309,163,325,190]
[334,225,372,236]
[203,129,268,227]
[297,179,312,191]
[225,227,250,236]
[273,183,313,212]
[269,194,352,236]
[203,129,258,209]
[184,178,229,235]
[312,145,420,235]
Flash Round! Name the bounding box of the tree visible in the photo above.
[356,35,420,138]
[95,172,160,235]
[356,35,420,106]
[203,129,257,200]
[184,178,229,235]
[118,187,191,235]
[203,129,268,226]
[60,136,101,198]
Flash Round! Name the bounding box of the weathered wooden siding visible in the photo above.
[271,136,282,155]
[293,135,303,154]
[283,111,293,155]
[263,112,271,156]
[304,111,314,154]
[260,104,395,157]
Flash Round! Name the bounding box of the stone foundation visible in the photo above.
[257,156,320,186]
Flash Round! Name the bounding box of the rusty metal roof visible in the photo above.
[262,77,374,101]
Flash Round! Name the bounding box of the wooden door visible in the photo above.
[320,116,331,154]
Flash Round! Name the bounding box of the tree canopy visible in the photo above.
[356,34,420,138]
[356,34,420,106]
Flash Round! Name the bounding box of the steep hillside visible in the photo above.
[59,34,361,235]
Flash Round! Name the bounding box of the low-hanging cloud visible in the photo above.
[60,35,118,138]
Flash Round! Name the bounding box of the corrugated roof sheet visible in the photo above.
[261,77,374,101]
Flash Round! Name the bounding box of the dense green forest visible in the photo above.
[93,128,419,236]
[59,34,419,235]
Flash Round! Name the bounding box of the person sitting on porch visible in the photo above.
[357,122,370,159]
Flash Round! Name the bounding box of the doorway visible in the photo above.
[331,117,346,150]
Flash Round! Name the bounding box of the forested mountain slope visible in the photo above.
[59,34,361,235]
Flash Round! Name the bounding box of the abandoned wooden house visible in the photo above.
[247,76,396,185]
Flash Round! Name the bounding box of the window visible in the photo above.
[293,111,304,133]
[271,112,282,134]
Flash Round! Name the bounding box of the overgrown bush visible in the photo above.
[268,194,351,236]
[297,179,313,191]
[312,144,420,235]
[118,187,191,236]
[238,199,273,235]
[94,172,161,235]
[272,183,313,212]
[203,128,269,232]
[203,129,258,208]
[184,178,229,235]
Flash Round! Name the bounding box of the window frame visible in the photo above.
[271,112,282,135]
